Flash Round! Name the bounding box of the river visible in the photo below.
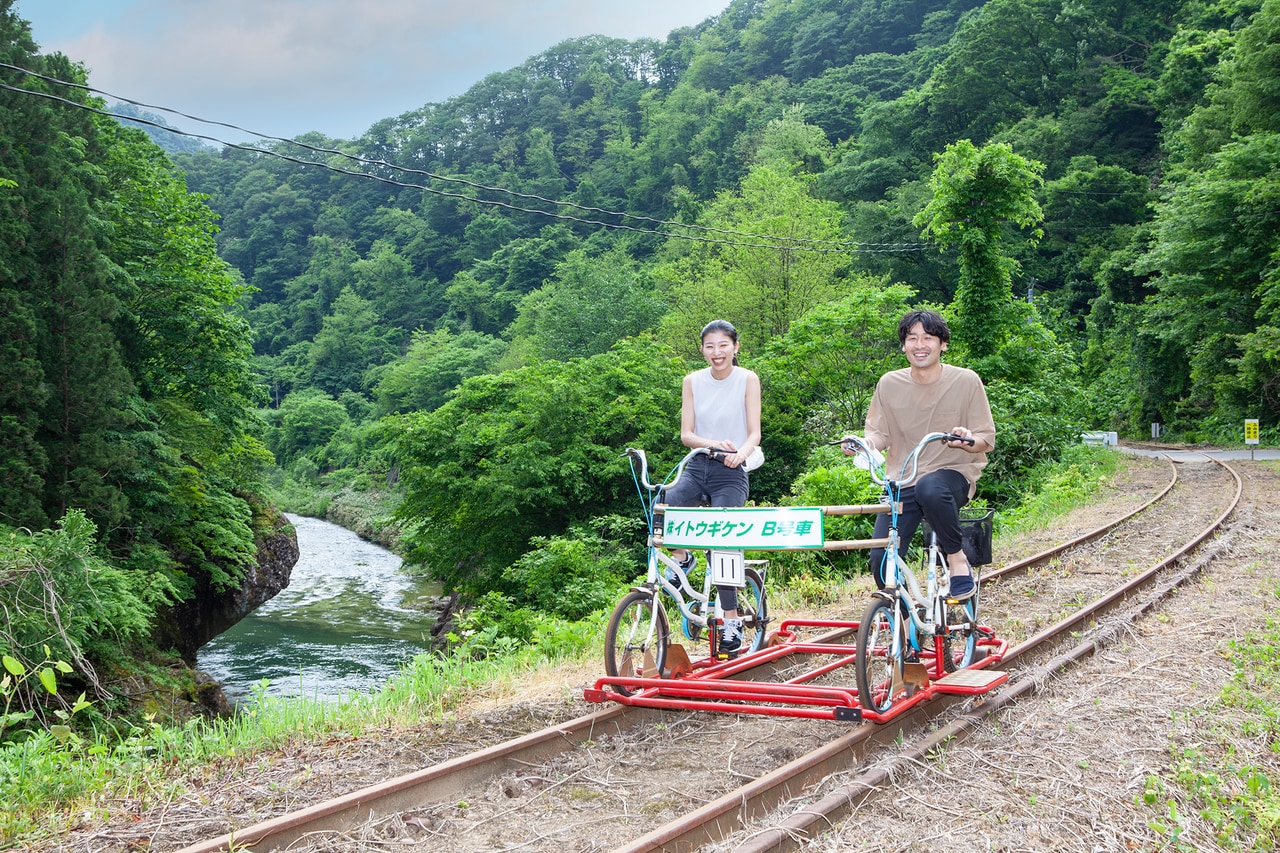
[197,513,440,704]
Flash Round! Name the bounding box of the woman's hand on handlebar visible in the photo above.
[701,441,742,468]
[833,434,871,456]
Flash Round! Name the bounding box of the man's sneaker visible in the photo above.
[948,572,976,601]
[719,618,744,658]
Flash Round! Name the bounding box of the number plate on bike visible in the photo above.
[708,549,746,588]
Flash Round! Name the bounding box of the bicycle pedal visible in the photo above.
[662,645,694,678]
[903,662,930,688]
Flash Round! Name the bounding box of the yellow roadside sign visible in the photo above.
[1245,419,1260,445]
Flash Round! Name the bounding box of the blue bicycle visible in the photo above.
[837,432,993,714]
[602,447,769,695]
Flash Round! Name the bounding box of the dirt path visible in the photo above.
[769,458,1280,852]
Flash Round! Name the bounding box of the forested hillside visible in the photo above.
[1,0,274,720]
[1,0,1278,724]
[166,0,1276,584]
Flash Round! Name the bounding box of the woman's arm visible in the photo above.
[722,371,762,469]
[679,373,710,449]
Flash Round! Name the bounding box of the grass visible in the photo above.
[0,609,606,845]
[1141,589,1280,849]
[1138,605,1280,850]
[996,443,1121,536]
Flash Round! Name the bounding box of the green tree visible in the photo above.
[307,287,395,396]
[267,388,352,467]
[505,247,665,363]
[914,140,1045,359]
[757,281,916,436]
[372,329,507,416]
[389,337,685,593]
[1131,0,1280,428]
[657,164,847,350]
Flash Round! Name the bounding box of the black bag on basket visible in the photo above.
[921,508,994,566]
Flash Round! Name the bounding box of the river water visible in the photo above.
[197,514,439,704]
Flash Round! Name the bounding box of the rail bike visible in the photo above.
[583,435,1009,724]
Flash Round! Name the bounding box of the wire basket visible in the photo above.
[921,507,995,566]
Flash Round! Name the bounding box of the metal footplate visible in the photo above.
[933,666,1008,695]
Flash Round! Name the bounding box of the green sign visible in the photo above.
[662,506,825,549]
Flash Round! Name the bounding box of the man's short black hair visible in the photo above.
[898,310,951,344]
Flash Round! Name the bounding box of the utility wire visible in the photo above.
[0,62,935,255]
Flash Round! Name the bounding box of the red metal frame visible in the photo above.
[583,617,1008,724]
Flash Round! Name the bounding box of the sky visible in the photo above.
[13,0,729,143]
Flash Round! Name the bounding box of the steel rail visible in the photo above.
[639,455,1240,853]
[178,455,1208,853]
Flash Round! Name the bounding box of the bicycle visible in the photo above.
[603,447,769,696]
[836,432,995,714]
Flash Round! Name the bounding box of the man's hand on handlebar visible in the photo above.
[943,428,979,449]
[833,434,870,456]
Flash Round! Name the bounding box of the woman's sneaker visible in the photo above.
[720,618,744,658]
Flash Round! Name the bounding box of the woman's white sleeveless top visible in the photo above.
[690,366,749,447]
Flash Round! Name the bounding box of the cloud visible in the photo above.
[50,0,724,138]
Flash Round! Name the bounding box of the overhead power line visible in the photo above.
[0,62,934,256]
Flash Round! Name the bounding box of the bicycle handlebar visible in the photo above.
[829,432,974,488]
[625,446,728,492]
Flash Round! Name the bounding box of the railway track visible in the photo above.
[177,453,1243,853]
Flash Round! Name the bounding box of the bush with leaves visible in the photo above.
[502,516,644,619]
[389,336,686,594]
[446,591,597,662]
[1,512,151,739]
[769,444,884,582]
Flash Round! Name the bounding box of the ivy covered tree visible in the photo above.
[914,139,1045,360]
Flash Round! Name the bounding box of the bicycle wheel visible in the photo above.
[855,595,906,714]
[739,568,769,653]
[603,590,669,696]
[942,591,979,672]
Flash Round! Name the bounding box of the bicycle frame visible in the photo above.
[627,447,725,631]
[840,432,978,674]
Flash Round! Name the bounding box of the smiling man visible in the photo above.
[846,309,996,599]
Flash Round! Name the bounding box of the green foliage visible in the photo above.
[996,444,1119,534]
[266,388,352,467]
[505,247,666,364]
[446,591,599,662]
[915,140,1045,358]
[656,163,849,350]
[373,329,507,416]
[502,517,643,619]
[980,377,1086,505]
[307,287,398,397]
[390,336,686,592]
[0,512,151,740]
[1139,612,1280,850]
[1135,131,1280,426]
[770,447,882,580]
[757,282,916,436]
